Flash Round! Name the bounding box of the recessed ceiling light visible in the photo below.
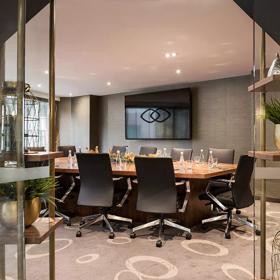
[107,81,111,86]
[176,69,181,75]
[37,84,42,88]
[44,70,49,74]
[69,92,73,97]
[165,52,177,59]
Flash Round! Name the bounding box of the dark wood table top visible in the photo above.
[55,157,237,180]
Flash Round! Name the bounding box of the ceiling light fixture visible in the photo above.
[176,69,181,75]
[165,52,177,59]
[37,84,42,88]
[107,81,111,86]
[44,70,49,74]
[69,92,73,97]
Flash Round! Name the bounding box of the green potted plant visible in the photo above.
[0,177,57,228]
[265,98,280,149]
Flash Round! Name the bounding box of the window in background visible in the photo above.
[24,99,48,149]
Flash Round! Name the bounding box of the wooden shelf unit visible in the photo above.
[0,218,63,245]
[248,151,280,161]
[248,75,280,93]
[25,151,64,162]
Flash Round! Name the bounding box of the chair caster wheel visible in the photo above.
[66,220,71,227]
[225,232,231,239]
[80,220,85,226]
[185,232,192,240]
[130,232,136,239]
[76,231,82,237]
[109,232,115,239]
[255,229,261,236]
[236,210,241,215]
[156,240,162,248]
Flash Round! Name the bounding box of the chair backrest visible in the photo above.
[76,153,114,207]
[58,145,76,157]
[209,148,235,164]
[231,155,255,209]
[170,148,193,161]
[134,157,177,214]
[111,145,127,156]
[139,146,157,156]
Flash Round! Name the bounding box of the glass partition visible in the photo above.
[251,6,280,280]
[0,2,51,280]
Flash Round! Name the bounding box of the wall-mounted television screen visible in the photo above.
[125,88,192,140]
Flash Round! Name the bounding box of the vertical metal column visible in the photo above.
[16,0,26,279]
[0,44,6,280]
[49,1,56,279]
[259,30,266,280]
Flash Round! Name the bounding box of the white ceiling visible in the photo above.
[4,0,279,97]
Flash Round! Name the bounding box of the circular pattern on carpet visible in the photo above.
[181,239,229,257]
[63,223,79,230]
[232,230,258,241]
[147,236,158,242]
[125,255,178,279]
[267,211,280,219]
[114,269,140,280]
[221,263,253,280]
[25,238,73,259]
[76,253,99,264]
[107,236,132,245]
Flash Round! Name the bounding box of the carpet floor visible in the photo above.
[3,200,280,280]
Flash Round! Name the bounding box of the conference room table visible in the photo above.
[55,157,237,227]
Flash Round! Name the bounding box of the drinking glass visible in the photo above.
[213,158,218,168]
[194,156,200,165]
[186,160,192,171]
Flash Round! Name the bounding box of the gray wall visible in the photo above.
[100,75,253,161]
[58,96,90,150]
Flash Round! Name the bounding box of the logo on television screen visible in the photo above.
[140,108,171,123]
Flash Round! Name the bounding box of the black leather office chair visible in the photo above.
[58,145,76,157]
[76,153,132,239]
[139,146,157,156]
[208,148,235,164]
[130,157,191,247]
[171,148,193,161]
[111,145,127,156]
[199,155,260,239]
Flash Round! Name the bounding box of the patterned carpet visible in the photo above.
[4,201,280,280]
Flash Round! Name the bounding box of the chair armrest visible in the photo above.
[216,179,235,184]
[113,177,123,182]
[178,181,190,213]
[116,178,132,208]
[176,180,186,187]
[60,178,76,203]
[205,182,228,212]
